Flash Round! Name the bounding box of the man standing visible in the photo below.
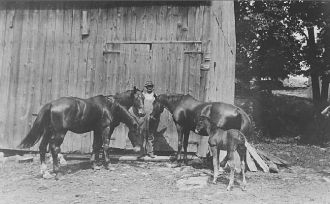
[142,80,156,158]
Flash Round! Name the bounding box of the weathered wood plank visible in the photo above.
[246,142,269,173]
[68,9,78,97]
[115,7,124,42]
[93,8,107,95]
[257,149,289,167]
[45,8,56,103]
[62,5,73,98]
[85,8,97,98]
[52,5,64,99]
[246,149,258,172]
[26,6,40,148]
[35,6,47,107]
[187,6,196,41]
[16,7,32,144]
[0,8,8,145]
[6,9,23,147]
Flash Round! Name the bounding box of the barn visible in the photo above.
[0,0,236,156]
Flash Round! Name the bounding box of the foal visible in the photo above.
[195,116,247,191]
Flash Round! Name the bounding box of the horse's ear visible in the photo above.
[200,105,211,118]
[133,86,141,93]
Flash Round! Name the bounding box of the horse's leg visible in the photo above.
[39,129,51,177]
[210,145,218,184]
[226,149,235,191]
[175,123,184,162]
[237,143,247,191]
[182,129,190,165]
[91,129,103,170]
[219,132,229,172]
[49,131,66,176]
[102,126,114,170]
[220,154,229,168]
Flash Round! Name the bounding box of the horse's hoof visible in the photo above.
[212,180,217,184]
[92,165,101,170]
[104,164,115,171]
[169,156,176,162]
[226,186,232,191]
[171,162,182,168]
[42,171,55,179]
[55,172,64,181]
[241,186,247,191]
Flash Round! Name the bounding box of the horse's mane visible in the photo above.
[106,89,132,99]
[105,89,142,108]
[159,93,193,104]
[157,94,196,112]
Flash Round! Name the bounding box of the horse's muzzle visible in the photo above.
[133,146,141,153]
[137,109,146,117]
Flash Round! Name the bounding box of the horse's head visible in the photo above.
[150,96,165,120]
[132,86,146,117]
[127,119,144,153]
[195,116,211,134]
[321,105,330,118]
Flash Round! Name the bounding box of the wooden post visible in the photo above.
[205,1,236,104]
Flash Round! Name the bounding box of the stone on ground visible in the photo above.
[176,176,209,191]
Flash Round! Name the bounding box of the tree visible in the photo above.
[235,1,330,106]
[287,1,325,105]
[235,1,303,89]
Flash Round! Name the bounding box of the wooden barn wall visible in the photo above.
[206,1,236,104]
[0,1,235,156]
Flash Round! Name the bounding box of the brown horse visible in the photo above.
[150,94,252,164]
[195,113,247,191]
[18,88,145,177]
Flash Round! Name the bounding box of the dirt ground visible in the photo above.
[1,142,330,204]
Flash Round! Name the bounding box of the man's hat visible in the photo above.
[144,81,154,87]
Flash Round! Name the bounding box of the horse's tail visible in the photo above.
[18,103,51,149]
[237,108,252,139]
[233,129,248,171]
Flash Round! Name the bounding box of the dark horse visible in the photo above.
[150,94,252,164]
[18,87,145,177]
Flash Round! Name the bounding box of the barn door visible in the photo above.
[149,42,205,154]
[103,42,205,153]
[150,43,203,99]
[103,43,152,149]
[103,43,152,92]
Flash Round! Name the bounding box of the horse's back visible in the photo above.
[49,96,106,132]
[210,102,251,135]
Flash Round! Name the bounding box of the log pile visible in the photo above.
[245,142,289,173]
